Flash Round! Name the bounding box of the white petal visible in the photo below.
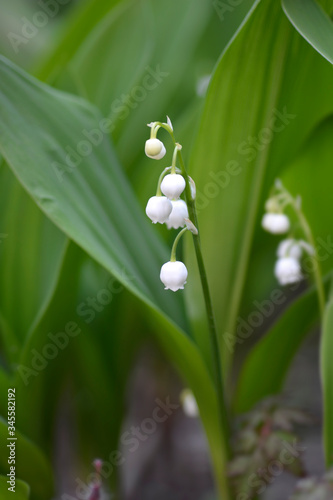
[145,138,166,159]
[262,213,290,234]
[161,173,186,200]
[166,200,189,229]
[145,196,172,224]
[277,239,302,260]
[160,261,188,292]
[274,257,302,285]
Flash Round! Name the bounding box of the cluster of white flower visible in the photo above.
[145,118,197,292]
[262,184,314,286]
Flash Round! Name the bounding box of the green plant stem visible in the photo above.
[295,207,325,317]
[279,185,326,317]
[156,166,172,196]
[167,129,232,462]
[170,227,188,261]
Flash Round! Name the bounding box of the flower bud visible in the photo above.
[160,261,188,291]
[274,257,302,285]
[277,238,302,260]
[166,200,189,229]
[262,213,290,234]
[161,173,185,200]
[145,196,172,224]
[145,138,166,159]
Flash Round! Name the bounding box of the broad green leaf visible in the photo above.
[67,0,153,115]
[185,0,333,372]
[36,0,123,81]
[0,165,67,361]
[0,366,13,414]
[234,285,320,413]
[282,0,333,65]
[0,417,53,499]
[0,55,185,328]
[280,117,333,276]
[0,475,30,500]
[321,282,333,467]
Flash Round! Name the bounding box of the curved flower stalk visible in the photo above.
[262,180,325,316]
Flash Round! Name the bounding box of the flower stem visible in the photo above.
[171,144,179,174]
[293,204,325,317]
[166,128,231,461]
[277,182,326,317]
[170,227,188,262]
[156,166,172,196]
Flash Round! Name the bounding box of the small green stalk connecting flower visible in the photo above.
[156,167,172,196]
[170,227,188,262]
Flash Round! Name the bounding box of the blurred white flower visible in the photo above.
[145,138,166,159]
[166,200,189,229]
[161,173,186,200]
[160,261,188,291]
[275,257,302,285]
[299,240,315,256]
[180,389,199,417]
[262,213,290,234]
[145,196,172,224]
[277,238,302,260]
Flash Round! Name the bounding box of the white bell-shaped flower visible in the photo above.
[262,213,290,234]
[145,196,172,224]
[180,389,199,418]
[166,200,189,229]
[274,257,302,285]
[161,173,185,199]
[277,238,302,260]
[145,138,166,159]
[160,260,188,291]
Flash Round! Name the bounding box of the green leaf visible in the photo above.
[67,0,153,114]
[0,55,185,328]
[0,165,67,361]
[234,284,320,413]
[280,117,333,276]
[282,0,333,65]
[185,0,333,372]
[0,417,53,499]
[36,0,123,81]
[0,476,30,500]
[321,280,333,467]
